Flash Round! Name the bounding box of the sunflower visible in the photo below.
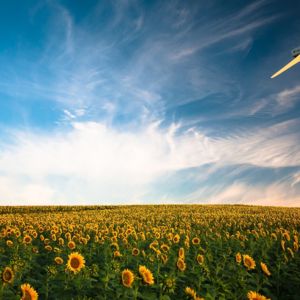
[2,267,14,284]
[185,286,197,298]
[23,235,32,244]
[294,241,299,252]
[247,291,270,300]
[192,237,200,245]
[165,277,175,289]
[65,232,71,240]
[178,247,185,259]
[54,257,64,265]
[68,240,76,250]
[121,269,134,288]
[287,247,294,258]
[6,240,13,247]
[283,232,290,241]
[161,244,170,252]
[139,265,154,285]
[173,234,180,243]
[44,238,50,245]
[58,237,65,246]
[281,240,285,251]
[236,252,242,263]
[110,242,119,250]
[177,258,186,271]
[67,252,85,273]
[271,233,277,240]
[114,250,122,257]
[132,248,140,256]
[161,253,168,264]
[243,255,256,270]
[21,283,38,300]
[32,247,39,254]
[196,254,204,265]
[45,245,52,251]
[260,262,271,276]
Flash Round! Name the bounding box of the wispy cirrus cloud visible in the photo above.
[0,0,282,128]
[275,85,300,109]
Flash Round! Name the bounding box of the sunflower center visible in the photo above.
[124,274,130,284]
[245,259,251,266]
[70,258,80,268]
[23,290,32,300]
[3,270,12,281]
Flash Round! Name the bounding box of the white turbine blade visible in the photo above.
[271,55,300,78]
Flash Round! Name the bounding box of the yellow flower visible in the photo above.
[283,232,290,241]
[45,245,52,251]
[161,253,168,264]
[185,286,197,298]
[260,262,271,276]
[132,248,140,256]
[139,265,154,285]
[68,240,76,250]
[192,237,200,245]
[54,257,64,265]
[6,240,13,247]
[21,283,38,300]
[58,237,64,246]
[67,252,85,273]
[177,258,186,271]
[294,241,299,252]
[281,240,285,251]
[243,255,256,270]
[197,254,204,265]
[110,242,119,250]
[178,247,185,259]
[23,235,32,244]
[173,234,180,243]
[236,252,242,263]
[121,269,134,288]
[149,240,158,250]
[247,291,270,300]
[114,250,122,257]
[287,247,294,258]
[165,277,175,288]
[161,244,170,252]
[2,267,14,284]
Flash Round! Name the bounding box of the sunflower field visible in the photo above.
[0,205,299,300]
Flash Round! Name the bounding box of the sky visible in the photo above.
[0,0,300,206]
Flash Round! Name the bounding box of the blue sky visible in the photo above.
[0,0,300,205]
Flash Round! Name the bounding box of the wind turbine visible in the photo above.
[271,47,300,78]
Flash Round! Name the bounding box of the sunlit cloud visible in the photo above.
[0,118,299,204]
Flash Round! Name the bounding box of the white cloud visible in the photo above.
[276,85,300,109]
[291,172,300,187]
[180,173,300,207]
[246,85,300,117]
[0,120,299,204]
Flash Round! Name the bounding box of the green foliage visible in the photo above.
[0,205,299,299]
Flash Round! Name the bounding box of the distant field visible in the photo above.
[0,205,299,300]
